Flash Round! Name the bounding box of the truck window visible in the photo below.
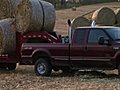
[75,29,86,44]
[88,29,108,44]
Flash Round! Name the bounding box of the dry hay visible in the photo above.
[114,8,120,26]
[40,0,56,32]
[15,0,56,33]
[71,16,90,30]
[0,0,22,19]
[0,18,16,54]
[9,0,23,17]
[0,0,11,19]
[92,7,116,26]
[72,7,77,11]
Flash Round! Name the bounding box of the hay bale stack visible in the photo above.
[0,0,11,19]
[92,7,116,26]
[15,0,56,33]
[0,18,16,54]
[72,16,90,30]
[115,8,120,26]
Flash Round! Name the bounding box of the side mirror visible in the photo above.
[98,37,105,45]
[106,39,112,46]
[98,37,112,46]
[68,19,71,26]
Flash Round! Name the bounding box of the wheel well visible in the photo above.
[32,51,50,64]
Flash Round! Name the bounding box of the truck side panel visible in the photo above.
[21,43,70,66]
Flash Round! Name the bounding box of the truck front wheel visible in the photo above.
[7,63,16,70]
[35,58,52,76]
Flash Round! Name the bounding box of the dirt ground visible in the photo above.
[0,2,120,90]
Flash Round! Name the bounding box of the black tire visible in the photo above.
[7,63,16,70]
[34,58,52,76]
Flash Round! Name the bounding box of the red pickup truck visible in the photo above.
[1,20,120,76]
[21,21,120,76]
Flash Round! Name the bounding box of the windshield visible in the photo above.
[105,28,120,40]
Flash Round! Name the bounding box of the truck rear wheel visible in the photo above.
[7,63,16,70]
[34,58,52,76]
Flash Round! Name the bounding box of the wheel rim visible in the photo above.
[37,63,46,75]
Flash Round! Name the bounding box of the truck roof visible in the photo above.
[76,26,120,29]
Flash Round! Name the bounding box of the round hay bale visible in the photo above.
[72,7,77,11]
[40,0,56,32]
[15,0,56,33]
[0,18,16,54]
[9,0,23,17]
[115,8,120,25]
[72,16,90,30]
[0,0,11,19]
[92,7,116,26]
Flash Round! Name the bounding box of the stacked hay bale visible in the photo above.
[114,8,120,26]
[92,7,116,26]
[71,7,120,30]
[71,16,90,30]
[0,0,56,54]
[9,0,23,17]
[0,0,11,19]
[0,0,22,19]
[15,0,56,33]
[0,18,16,54]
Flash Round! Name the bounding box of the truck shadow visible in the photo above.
[52,70,120,79]
[0,68,119,79]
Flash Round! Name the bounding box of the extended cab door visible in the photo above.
[84,28,114,68]
[70,28,88,66]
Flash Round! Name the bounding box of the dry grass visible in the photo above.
[0,66,120,90]
[0,2,120,90]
